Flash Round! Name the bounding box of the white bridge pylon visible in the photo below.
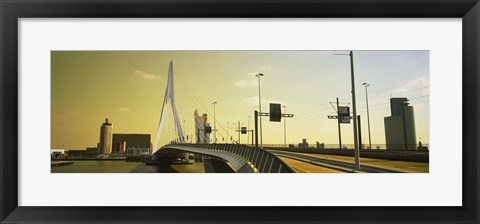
[152,61,185,154]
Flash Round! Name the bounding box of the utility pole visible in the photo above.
[328,98,350,149]
[247,116,251,145]
[349,51,360,170]
[337,97,342,149]
[257,104,293,148]
[362,83,372,150]
[251,129,254,147]
[283,106,287,147]
[254,111,259,147]
[335,51,360,169]
[234,121,250,145]
[212,101,217,143]
[183,120,186,143]
[238,121,241,144]
[357,115,362,150]
[256,73,264,148]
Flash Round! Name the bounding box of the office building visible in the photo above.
[384,98,417,150]
[112,134,151,154]
[126,146,150,156]
[67,149,87,158]
[298,139,309,149]
[99,118,113,154]
[51,149,65,159]
[85,147,98,156]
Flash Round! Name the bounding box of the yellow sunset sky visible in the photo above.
[51,51,429,150]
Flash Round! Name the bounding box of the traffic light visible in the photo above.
[270,103,281,122]
[241,127,247,134]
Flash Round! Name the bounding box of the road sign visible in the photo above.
[328,115,353,119]
[338,106,350,123]
[204,126,212,133]
[241,127,247,134]
[270,103,282,122]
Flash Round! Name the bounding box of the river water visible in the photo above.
[51,160,205,173]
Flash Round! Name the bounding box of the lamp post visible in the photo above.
[256,73,264,148]
[283,105,287,147]
[183,120,186,143]
[247,115,251,145]
[362,83,372,150]
[238,121,241,144]
[334,51,360,170]
[212,101,217,143]
[349,51,360,170]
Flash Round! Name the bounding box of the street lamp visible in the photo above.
[362,83,372,150]
[334,51,360,170]
[237,121,241,144]
[256,73,264,148]
[226,121,229,143]
[212,101,217,143]
[183,120,186,143]
[283,105,287,147]
[247,115,251,146]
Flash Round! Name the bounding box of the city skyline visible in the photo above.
[51,50,429,150]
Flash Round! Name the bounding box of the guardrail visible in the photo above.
[258,143,429,150]
[163,144,296,173]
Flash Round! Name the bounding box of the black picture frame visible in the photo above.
[1,0,479,223]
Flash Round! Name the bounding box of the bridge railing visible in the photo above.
[174,144,295,173]
[261,143,429,150]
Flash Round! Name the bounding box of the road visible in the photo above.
[278,157,342,173]
[270,150,429,173]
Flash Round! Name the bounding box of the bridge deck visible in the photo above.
[153,144,296,173]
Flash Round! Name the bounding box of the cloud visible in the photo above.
[134,70,162,80]
[234,79,258,87]
[234,65,273,88]
[233,73,261,88]
[117,107,131,113]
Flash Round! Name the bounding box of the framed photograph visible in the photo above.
[1,0,479,223]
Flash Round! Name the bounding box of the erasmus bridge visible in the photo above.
[147,61,294,173]
[146,61,429,173]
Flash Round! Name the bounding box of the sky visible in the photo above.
[51,51,429,150]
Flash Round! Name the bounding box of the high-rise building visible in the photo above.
[194,109,211,144]
[384,98,417,150]
[112,134,151,153]
[99,118,113,154]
